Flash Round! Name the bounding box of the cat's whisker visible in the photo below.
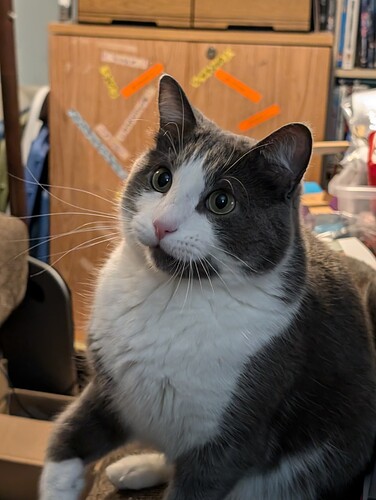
[155,261,184,319]
[32,233,119,277]
[204,255,233,294]
[162,128,178,157]
[174,121,182,157]
[223,141,273,176]
[222,144,237,170]
[9,172,121,208]
[208,244,259,274]
[9,173,120,219]
[223,147,254,175]
[19,211,120,222]
[168,260,186,304]
[193,260,203,296]
[226,175,250,203]
[181,260,192,311]
[7,221,119,266]
[47,233,119,260]
[12,223,118,243]
[199,257,215,295]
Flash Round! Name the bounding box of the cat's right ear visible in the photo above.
[158,75,197,138]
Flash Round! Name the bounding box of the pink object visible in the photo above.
[153,219,178,240]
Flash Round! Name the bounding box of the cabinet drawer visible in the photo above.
[193,0,311,31]
[78,0,191,27]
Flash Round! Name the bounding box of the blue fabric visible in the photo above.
[303,181,323,194]
[25,125,50,263]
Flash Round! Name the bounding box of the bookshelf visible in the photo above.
[335,68,376,78]
[334,0,376,73]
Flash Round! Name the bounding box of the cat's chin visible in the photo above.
[148,246,217,280]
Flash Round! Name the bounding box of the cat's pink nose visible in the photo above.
[153,219,177,241]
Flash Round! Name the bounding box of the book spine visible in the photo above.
[342,0,361,69]
[359,0,370,67]
[367,0,375,67]
[337,0,348,67]
[326,0,336,31]
[369,0,376,68]
[320,0,328,30]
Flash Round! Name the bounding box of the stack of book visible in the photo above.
[337,0,376,70]
[318,0,337,31]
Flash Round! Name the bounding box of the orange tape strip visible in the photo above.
[121,63,164,99]
[215,68,262,103]
[238,104,281,132]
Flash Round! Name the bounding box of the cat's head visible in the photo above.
[121,75,312,279]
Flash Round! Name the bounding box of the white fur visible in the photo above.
[106,453,172,490]
[131,156,213,264]
[90,158,302,461]
[39,458,85,500]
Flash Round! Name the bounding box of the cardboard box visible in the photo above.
[0,414,53,500]
[0,388,92,500]
[9,388,74,420]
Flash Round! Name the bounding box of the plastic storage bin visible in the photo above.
[335,186,376,215]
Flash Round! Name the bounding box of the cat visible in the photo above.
[39,75,376,500]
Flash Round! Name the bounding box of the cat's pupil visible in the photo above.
[215,193,228,209]
[158,172,171,187]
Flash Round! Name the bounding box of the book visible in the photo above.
[326,0,336,31]
[368,0,376,68]
[342,0,361,69]
[359,0,371,68]
[320,0,328,30]
[337,0,348,67]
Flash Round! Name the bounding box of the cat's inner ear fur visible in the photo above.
[158,74,197,138]
[256,123,313,195]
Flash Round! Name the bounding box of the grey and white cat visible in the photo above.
[40,75,376,500]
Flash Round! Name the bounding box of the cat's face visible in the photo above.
[121,76,312,279]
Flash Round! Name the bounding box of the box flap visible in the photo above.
[0,414,53,465]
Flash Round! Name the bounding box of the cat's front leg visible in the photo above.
[40,380,128,500]
[163,449,240,500]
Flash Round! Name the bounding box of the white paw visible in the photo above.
[106,453,172,490]
[39,458,85,500]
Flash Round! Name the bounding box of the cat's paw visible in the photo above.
[39,458,85,500]
[106,453,172,490]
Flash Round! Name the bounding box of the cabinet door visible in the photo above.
[49,34,330,342]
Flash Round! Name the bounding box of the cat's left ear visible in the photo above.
[158,74,197,137]
[256,123,312,195]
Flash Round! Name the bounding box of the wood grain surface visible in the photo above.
[49,28,331,342]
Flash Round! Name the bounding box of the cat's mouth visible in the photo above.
[149,245,218,279]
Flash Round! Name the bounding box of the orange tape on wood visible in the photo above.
[238,104,281,132]
[121,63,164,99]
[215,69,262,103]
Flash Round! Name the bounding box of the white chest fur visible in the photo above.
[90,242,297,459]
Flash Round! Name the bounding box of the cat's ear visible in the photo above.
[158,74,197,137]
[255,123,312,195]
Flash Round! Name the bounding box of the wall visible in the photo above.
[14,0,59,86]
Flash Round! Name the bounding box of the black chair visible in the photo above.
[0,256,78,395]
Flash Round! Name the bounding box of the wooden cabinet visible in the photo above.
[49,24,333,342]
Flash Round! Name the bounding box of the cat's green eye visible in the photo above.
[151,167,172,193]
[206,191,235,215]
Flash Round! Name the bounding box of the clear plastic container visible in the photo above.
[335,185,376,215]
[333,186,376,255]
